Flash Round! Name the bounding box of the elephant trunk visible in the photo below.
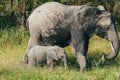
[105,40,119,60]
[104,25,119,60]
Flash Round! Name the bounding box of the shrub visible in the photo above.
[0,27,29,47]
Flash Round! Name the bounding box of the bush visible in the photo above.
[0,27,29,47]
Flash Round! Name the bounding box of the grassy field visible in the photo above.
[0,28,120,80]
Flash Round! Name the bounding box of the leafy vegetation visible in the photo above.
[0,28,29,47]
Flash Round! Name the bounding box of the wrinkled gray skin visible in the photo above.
[26,45,67,69]
[24,2,119,71]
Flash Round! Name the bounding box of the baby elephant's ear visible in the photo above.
[53,48,59,60]
[47,48,58,61]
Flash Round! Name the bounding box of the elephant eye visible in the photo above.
[97,25,109,31]
[103,26,110,31]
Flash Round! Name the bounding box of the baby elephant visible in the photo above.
[26,45,67,69]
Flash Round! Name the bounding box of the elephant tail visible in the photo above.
[26,54,29,64]
[22,53,29,64]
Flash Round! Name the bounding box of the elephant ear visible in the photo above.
[77,6,101,16]
[57,48,66,59]
[47,47,59,61]
[77,6,102,23]
[51,46,65,59]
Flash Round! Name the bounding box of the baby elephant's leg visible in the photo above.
[28,57,35,68]
[47,58,54,69]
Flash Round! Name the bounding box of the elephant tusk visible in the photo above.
[110,41,115,53]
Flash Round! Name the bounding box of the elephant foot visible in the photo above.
[48,64,54,70]
[76,54,87,73]
[76,62,86,73]
[80,67,86,73]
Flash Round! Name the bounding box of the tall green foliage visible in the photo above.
[0,28,29,47]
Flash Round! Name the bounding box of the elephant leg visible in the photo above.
[22,38,33,63]
[23,36,40,63]
[76,53,87,72]
[72,43,88,72]
[47,58,54,69]
[71,31,89,72]
[78,39,89,72]
[28,57,35,68]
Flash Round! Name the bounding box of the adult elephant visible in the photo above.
[23,2,119,71]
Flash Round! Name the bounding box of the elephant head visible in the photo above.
[95,5,120,60]
[77,5,119,60]
[53,46,67,60]
[47,46,67,69]
[55,46,67,69]
[47,46,66,61]
[47,47,59,61]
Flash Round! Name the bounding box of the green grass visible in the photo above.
[0,28,120,80]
